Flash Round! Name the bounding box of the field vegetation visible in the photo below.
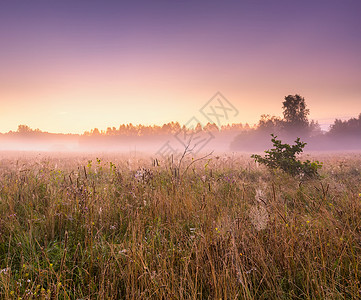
[0,152,360,299]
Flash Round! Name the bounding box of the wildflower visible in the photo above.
[306,220,310,224]
[0,267,10,274]
[134,168,153,183]
[10,291,14,295]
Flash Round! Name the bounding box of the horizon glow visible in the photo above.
[1,0,360,134]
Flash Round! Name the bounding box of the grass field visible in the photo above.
[0,152,360,299]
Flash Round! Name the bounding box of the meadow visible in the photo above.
[0,152,360,299]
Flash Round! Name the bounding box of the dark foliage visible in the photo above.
[251,134,322,177]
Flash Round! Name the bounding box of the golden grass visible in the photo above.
[0,152,360,299]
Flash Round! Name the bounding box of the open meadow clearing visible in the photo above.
[0,152,360,299]
[2,0,361,299]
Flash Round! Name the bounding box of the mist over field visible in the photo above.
[1,103,360,154]
[1,0,361,298]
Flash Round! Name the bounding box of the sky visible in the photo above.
[1,0,360,134]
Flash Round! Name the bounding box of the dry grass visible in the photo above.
[0,152,360,299]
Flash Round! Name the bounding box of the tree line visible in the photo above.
[231,94,361,151]
[4,94,360,149]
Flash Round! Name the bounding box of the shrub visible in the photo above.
[251,134,322,177]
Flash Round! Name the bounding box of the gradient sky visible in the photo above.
[1,0,360,133]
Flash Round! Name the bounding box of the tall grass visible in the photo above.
[0,153,360,299]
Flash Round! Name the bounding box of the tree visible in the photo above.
[282,94,310,132]
[329,113,361,136]
[258,114,282,132]
[204,122,219,132]
[194,122,202,133]
[251,134,322,178]
[17,124,33,134]
[91,128,100,136]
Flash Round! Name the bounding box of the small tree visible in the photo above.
[251,134,322,177]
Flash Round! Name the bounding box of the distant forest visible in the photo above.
[1,95,360,152]
[231,95,361,151]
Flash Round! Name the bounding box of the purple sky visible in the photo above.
[1,0,360,133]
